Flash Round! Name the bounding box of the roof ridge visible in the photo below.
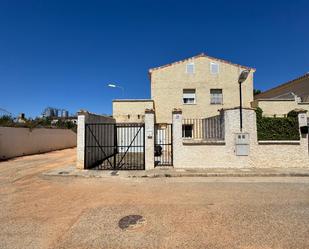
[148,53,255,73]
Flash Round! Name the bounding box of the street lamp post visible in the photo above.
[107,83,125,96]
[238,70,250,132]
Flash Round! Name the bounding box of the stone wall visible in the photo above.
[172,108,309,168]
[0,127,76,160]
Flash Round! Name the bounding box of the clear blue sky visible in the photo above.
[1,0,308,117]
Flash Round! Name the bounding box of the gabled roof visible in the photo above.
[148,53,255,74]
[255,72,309,100]
[273,92,296,100]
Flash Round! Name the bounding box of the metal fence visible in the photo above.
[182,115,224,141]
[85,123,145,170]
[154,124,173,166]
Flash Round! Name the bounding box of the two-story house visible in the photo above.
[113,53,255,125]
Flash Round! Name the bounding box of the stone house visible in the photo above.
[76,54,308,170]
[252,72,309,117]
[113,53,255,124]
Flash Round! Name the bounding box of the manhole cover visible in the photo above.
[118,215,146,231]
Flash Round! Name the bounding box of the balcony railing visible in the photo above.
[183,115,225,141]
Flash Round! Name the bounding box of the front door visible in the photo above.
[154,124,173,166]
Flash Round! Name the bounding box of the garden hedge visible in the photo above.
[255,108,300,140]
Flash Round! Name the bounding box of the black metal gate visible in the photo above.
[85,123,145,170]
[154,124,173,166]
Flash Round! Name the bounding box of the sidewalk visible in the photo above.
[44,165,309,178]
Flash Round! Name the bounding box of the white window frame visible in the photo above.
[183,89,196,104]
[210,89,223,105]
[210,62,219,75]
[186,62,195,74]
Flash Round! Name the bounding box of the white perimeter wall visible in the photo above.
[0,127,77,160]
[172,109,309,168]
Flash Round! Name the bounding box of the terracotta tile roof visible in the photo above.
[148,53,255,74]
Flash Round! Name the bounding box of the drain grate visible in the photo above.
[118,215,146,231]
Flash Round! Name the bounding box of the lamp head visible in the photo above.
[108,84,116,88]
[238,69,250,84]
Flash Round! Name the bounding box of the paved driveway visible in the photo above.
[0,148,309,249]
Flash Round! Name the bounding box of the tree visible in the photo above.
[253,89,261,95]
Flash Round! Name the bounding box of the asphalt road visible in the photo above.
[0,148,309,249]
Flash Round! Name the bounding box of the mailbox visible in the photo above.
[235,133,249,156]
[300,126,308,134]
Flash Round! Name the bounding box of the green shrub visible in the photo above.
[287,110,298,118]
[0,115,14,126]
[255,108,300,140]
[0,116,77,133]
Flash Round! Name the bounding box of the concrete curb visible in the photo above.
[43,166,309,178]
[129,172,309,178]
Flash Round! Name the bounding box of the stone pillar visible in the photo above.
[144,109,155,170]
[76,113,86,169]
[172,109,183,168]
[223,107,258,152]
[298,111,308,153]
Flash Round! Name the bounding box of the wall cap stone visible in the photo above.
[293,108,307,113]
[172,108,182,114]
[219,106,256,111]
[183,139,225,145]
[145,108,155,114]
[258,140,300,145]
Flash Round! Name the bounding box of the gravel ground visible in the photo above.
[0,148,309,249]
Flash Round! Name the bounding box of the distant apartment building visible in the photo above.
[252,73,309,117]
[113,53,255,123]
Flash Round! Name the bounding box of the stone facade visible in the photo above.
[113,100,154,123]
[112,54,255,124]
[150,54,255,123]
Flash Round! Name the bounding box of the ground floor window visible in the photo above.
[182,124,193,138]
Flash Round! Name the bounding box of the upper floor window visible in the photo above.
[186,63,195,74]
[210,89,223,104]
[210,62,219,74]
[183,89,196,104]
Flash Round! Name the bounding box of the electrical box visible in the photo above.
[235,133,249,156]
[298,113,307,127]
